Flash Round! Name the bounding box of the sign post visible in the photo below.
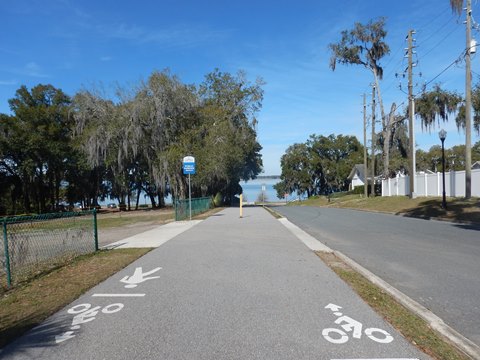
[239,194,243,218]
[182,156,196,220]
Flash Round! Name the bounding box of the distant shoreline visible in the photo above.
[255,175,280,179]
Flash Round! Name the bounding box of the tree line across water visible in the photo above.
[0,69,264,215]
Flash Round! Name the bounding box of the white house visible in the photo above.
[347,164,366,190]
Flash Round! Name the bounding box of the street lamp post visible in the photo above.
[439,129,447,209]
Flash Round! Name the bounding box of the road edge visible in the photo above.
[276,215,480,360]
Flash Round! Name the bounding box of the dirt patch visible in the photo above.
[316,251,350,270]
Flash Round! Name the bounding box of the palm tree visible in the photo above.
[449,0,463,14]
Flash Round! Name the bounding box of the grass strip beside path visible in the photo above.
[316,251,471,360]
[97,211,174,229]
[0,248,151,349]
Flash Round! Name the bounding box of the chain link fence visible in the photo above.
[1,210,98,288]
[175,197,212,221]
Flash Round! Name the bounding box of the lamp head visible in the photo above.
[438,129,447,141]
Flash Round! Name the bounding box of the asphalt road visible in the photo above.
[274,205,480,346]
[0,207,427,360]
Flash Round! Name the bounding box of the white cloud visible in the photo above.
[98,22,230,48]
[0,79,17,85]
[1,62,49,78]
[23,62,49,78]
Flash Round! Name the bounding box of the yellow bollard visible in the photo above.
[240,194,243,218]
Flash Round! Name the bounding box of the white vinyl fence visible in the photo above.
[382,168,480,197]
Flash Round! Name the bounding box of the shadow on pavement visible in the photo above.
[1,313,71,354]
[396,198,480,229]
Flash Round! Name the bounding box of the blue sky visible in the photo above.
[1,0,479,175]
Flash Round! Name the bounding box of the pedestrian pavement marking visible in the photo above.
[92,293,146,297]
[120,266,162,288]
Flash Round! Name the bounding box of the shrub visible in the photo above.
[351,185,365,195]
[213,192,223,207]
[349,184,381,196]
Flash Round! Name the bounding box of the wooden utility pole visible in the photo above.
[407,29,416,198]
[465,0,472,199]
[363,93,368,198]
[371,84,376,197]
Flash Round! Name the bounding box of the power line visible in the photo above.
[416,12,457,47]
[417,25,462,61]
[416,50,465,95]
[382,44,406,73]
[415,5,452,34]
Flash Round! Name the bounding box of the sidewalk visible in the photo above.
[104,220,202,249]
[0,207,428,360]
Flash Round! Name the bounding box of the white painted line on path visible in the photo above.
[92,293,146,297]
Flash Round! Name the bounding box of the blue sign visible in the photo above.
[183,156,196,175]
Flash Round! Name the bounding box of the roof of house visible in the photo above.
[472,161,480,169]
[347,164,366,181]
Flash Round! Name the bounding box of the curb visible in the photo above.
[277,216,480,360]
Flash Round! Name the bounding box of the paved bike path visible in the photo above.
[0,207,428,359]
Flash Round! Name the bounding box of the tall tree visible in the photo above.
[308,134,363,193]
[72,69,263,206]
[275,134,363,199]
[72,89,119,206]
[275,143,312,198]
[457,81,480,134]
[141,70,199,201]
[2,84,73,213]
[195,69,264,203]
[329,18,403,177]
[415,84,462,130]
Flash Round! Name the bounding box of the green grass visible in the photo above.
[263,206,284,219]
[96,212,174,229]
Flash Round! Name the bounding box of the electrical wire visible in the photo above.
[414,5,452,34]
[416,13,457,47]
[358,5,466,113]
[417,25,462,61]
[416,50,465,95]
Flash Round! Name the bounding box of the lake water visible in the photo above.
[239,178,303,203]
[99,178,302,207]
